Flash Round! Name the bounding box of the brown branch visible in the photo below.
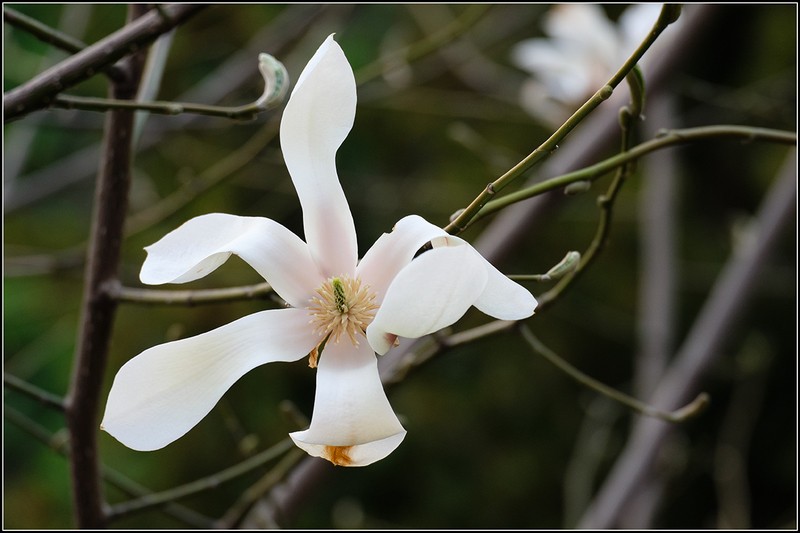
[63,6,148,528]
[4,6,90,55]
[3,3,206,122]
[577,148,797,528]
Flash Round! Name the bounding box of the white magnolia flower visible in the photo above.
[510,3,663,126]
[101,35,537,467]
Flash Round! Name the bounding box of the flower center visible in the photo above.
[308,276,378,358]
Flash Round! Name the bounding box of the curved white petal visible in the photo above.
[139,213,322,309]
[290,341,406,467]
[280,34,357,278]
[511,38,585,79]
[102,309,317,451]
[367,243,487,355]
[431,235,538,321]
[474,260,538,320]
[356,214,448,303]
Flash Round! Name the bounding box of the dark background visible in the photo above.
[4,4,796,528]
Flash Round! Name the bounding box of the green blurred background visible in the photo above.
[3,4,796,529]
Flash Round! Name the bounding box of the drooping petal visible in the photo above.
[102,309,317,451]
[431,234,538,320]
[139,213,322,309]
[290,341,406,467]
[367,243,488,355]
[356,214,448,304]
[474,259,538,320]
[280,34,358,278]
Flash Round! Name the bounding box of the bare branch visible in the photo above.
[110,281,276,306]
[4,373,66,411]
[3,4,207,122]
[577,149,797,528]
[4,7,89,55]
[64,6,149,527]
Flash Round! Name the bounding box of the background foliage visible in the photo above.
[3,4,796,529]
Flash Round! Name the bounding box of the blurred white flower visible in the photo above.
[511,3,663,126]
[101,35,537,467]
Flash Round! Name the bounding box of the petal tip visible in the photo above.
[290,429,406,467]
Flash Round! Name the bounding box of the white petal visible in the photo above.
[290,341,406,467]
[367,243,487,355]
[280,34,358,278]
[513,40,594,101]
[511,38,572,75]
[139,213,322,308]
[102,309,317,451]
[356,214,448,303]
[432,234,538,320]
[474,260,538,320]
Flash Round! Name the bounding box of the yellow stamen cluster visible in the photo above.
[309,276,378,348]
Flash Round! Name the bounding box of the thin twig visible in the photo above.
[3,4,207,121]
[355,4,490,86]
[578,149,797,528]
[108,438,295,519]
[125,115,281,237]
[217,449,306,528]
[4,406,70,453]
[444,4,682,235]
[110,281,276,306]
[3,7,89,55]
[3,373,66,411]
[473,125,797,226]
[534,69,645,310]
[520,325,709,423]
[51,93,269,120]
[4,4,323,214]
[3,406,214,527]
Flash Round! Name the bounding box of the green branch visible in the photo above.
[444,4,682,234]
[50,50,288,119]
[4,373,65,411]
[535,69,645,310]
[51,93,265,119]
[520,325,709,424]
[108,438,295,519]
[474,125,797,225]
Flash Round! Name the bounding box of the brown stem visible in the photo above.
[577,149,797,528]
[63,6,147,528]
[3,3,206,122]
